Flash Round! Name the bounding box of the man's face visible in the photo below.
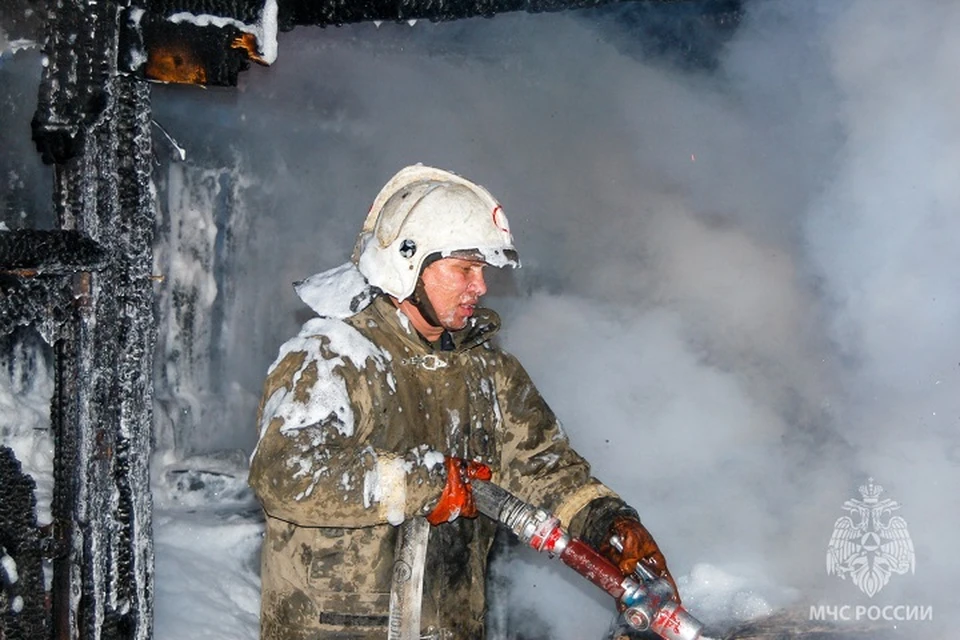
[421,257,488,330]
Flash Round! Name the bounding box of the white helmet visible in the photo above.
[352,164,520,301]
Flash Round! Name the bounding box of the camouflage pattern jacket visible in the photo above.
[249,295,619,639]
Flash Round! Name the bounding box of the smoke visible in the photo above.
[141,0,959,636]
[801,0,960,618]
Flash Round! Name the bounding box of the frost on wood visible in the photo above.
[16,0,159,633]
[152,162,252,455]
[41,73,157,640]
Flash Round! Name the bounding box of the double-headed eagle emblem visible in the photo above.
[826,478,915,597]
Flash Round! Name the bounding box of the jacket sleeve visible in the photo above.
[249,331,446,528]
[493,349,621,530]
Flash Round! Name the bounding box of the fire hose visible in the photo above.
[471,479,708,640]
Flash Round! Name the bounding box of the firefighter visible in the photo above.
[249,165,679,639]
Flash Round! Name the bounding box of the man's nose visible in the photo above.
[468,270,487,297]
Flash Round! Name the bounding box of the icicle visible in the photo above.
[152,120,186,161]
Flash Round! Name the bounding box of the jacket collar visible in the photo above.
[366,295,500,354]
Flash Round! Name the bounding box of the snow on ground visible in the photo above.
[152,452,263,640]
[153,512,261,640]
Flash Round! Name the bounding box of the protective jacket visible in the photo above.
[250,294,619,639]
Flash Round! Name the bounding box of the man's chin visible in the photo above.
[441,315,470,331]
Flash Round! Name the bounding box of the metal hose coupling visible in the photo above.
[497,492,570,555]
[611,534,705,640]
[471,480,708,640]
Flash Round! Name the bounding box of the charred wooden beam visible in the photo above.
[117,0,701,89]
[49,71,157,640]
[0,230,107,274]
[0,0,46,43]
[144,0,266,25]
[0,446,50,640]
[0,275,76,338]
[26,1,158,638]
[32,0,119,165]
[276,0,689,29]
[143,0,692,32]
[0,229,106,340]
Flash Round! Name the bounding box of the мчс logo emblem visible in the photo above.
[826,478,915,597]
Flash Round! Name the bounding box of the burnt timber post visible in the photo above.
[28,0,157,638]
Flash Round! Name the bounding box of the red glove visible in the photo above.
[598,515,681,603]
[426,457,492,525]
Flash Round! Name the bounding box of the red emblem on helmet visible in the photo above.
[492,205,510,234]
